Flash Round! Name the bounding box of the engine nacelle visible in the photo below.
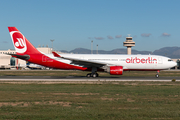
[107,66,123,75]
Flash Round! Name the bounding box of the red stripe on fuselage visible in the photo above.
[28,54,88,71]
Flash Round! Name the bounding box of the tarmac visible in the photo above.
[0,76,179,82]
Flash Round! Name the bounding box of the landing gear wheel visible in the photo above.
[96,73,99,77]
[155,74,159,78]
[86,73,91,78]
[155,70,160,78]
[86,73,99,78]
[92,73,97,78]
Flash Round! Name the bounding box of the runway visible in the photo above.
[0,76,180,82]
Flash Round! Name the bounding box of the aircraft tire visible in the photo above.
[155,74,159,78]
[92,73,97,78]
[86,73,91,78]
[96,73,99,77]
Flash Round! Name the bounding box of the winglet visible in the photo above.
[52,51,61,57]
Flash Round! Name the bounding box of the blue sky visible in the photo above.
[0,0,180,52]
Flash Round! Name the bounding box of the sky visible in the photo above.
[0,0,180,52]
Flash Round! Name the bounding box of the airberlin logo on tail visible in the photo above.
[10,31,27,53]
[15,38,25,48]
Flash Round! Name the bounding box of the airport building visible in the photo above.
[0,46,53,69]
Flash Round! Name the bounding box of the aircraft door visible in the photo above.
[42,55,47,62]
[158,57,163,64]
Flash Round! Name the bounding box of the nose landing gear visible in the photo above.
[155,70,160,78]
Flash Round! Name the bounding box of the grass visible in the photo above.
[0,70,180,77]
[0,82,180,119]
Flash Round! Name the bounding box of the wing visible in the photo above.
[52,51,110,68]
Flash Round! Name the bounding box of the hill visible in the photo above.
[60,47,180,58]
[153,47,180,58]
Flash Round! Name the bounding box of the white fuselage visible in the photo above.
[46,54,177,71]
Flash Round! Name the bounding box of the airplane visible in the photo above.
[7,27,177,78]
[27,63,47,69]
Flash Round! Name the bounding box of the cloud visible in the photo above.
[107,36,114,39]
[162,32,171,37]
[141,33,151,37]
[115,35,122,38]
[88,37,93,39]
[94,37,104,40]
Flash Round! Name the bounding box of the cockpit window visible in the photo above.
[168,59,173,61]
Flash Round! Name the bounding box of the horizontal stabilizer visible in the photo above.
[7,53,30,60]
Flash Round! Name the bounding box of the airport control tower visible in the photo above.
[123,35,135,55]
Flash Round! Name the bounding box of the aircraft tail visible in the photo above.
[8,27,41,55]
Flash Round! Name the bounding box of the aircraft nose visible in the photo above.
[173,61,177,67]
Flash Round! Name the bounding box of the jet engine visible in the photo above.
[106,66,123,75]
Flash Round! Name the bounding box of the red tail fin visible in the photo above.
[8,27,41,55]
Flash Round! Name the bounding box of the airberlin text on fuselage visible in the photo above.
[126,57,157,64]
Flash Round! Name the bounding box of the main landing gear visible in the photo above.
[155,70,160,78]
[86,67,99,78]
[86,73,99,78]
